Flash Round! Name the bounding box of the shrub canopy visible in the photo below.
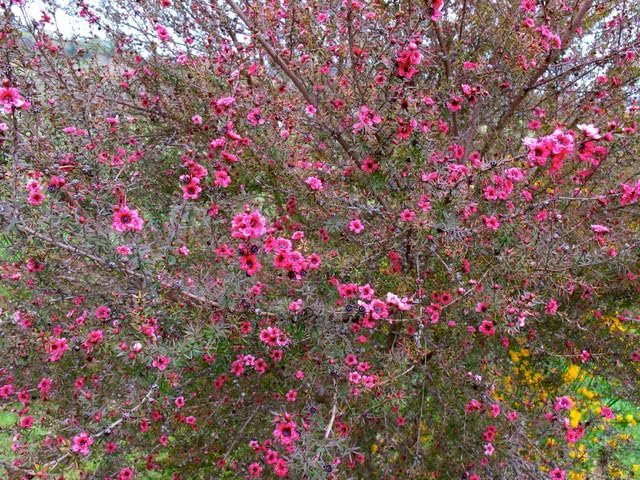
[1,0,640,479]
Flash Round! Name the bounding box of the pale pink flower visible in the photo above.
[71,432,94,456]
[305,176,323,191]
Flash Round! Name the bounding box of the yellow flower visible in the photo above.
[564,364,581,383]
[568,471,587,480]
[569,408,582,428]
[569,444,588,462]
[577,386,595,399]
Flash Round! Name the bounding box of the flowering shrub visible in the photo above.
[1,0,640,479]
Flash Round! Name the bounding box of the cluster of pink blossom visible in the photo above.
[25,178,45,206]
[259,326,289,348]
[180,156,209,200]
[264,235,322,279]
[231,209,267,239]
[523,128,575,173]
[395,41,422,79]
[247,442,290,478]
[230,354,269,376]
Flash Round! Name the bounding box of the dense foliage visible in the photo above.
[1,0,640,478]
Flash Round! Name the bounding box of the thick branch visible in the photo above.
[222,0,363,164]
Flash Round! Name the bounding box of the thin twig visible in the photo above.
[324,392,338,439]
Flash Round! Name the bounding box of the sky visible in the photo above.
[13,0,102,38]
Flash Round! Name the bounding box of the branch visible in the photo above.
[15,223,220,308]
[20,381,159,476]
[324,393,338,439]
[222,0,363,165]
[481,0,593,155]
[224,409,259,458]
[431,17,459,137]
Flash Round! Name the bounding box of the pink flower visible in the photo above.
[46,337,69,362]
[248,462,263,477]
[118,467,135,480]
[285,389,297,402]
[259,326,289,347]
[112,205,144,233]
[446,95,463,112]
[155,24,170,42]
[19,416,34,429]
[478,319,496,336]
[288,299,304,313]
[600,405,615,419]
[273,419,299,446]
[430,0,443,20]
[71,432,94,456]
[0,384,14,398]
[554,396,574,412]
[214,169,232,188]
[549,468,566,480]
[305,104,317,116]
[83,330,104,352]
[418,194,432,212]
[482,215,500,231]
[577,123,601,139]
[590,224,610,234]
[182,181,202,200]
[505,167,525,182]
[38,377,53,399]
[231,209,267,239]
[273,458,289,477]
[28,189,45,205]
[360,156,379,173]
[247,107,265,126]
[399,209,415,222]
[545,298,559,315]
[152,355,171,371]
[305,176,323,191]
[116,245,132,256]
[191,115,203,125]
[0,87,26,113]
[353,105,382,133]
[239,254,262,275]
[348,219,365,234]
